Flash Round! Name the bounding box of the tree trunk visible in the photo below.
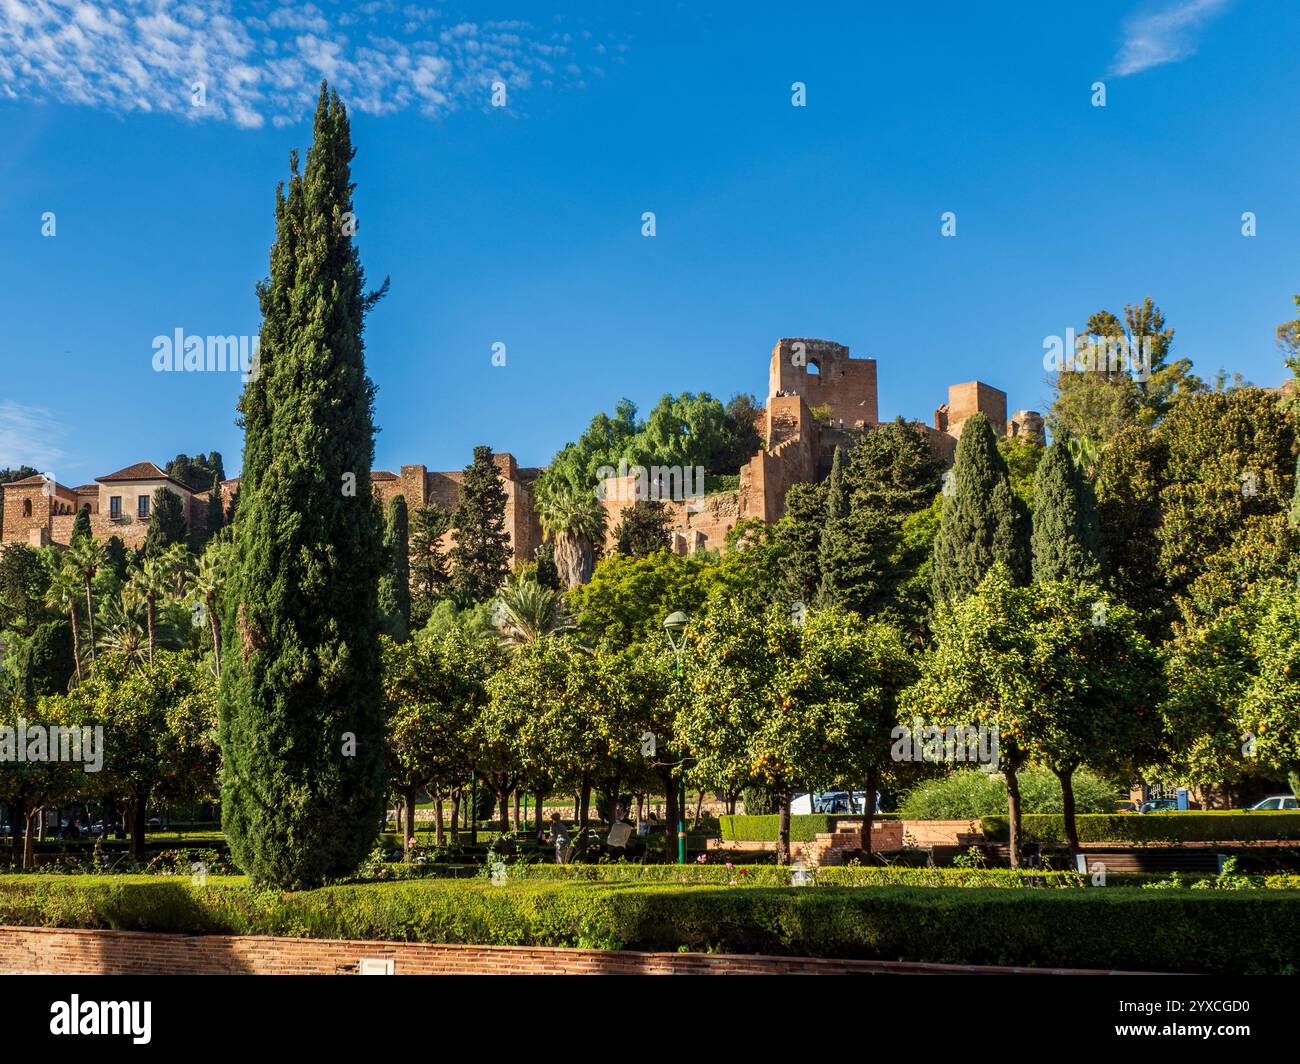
[498,790,510,833]
[434,796,445,847]
[403,788,417,859]
[1057,766,1080,859]
[512,790,521,832]
[23,809,38,871]
[449,791,460,846]
[84,579,96,661]
[69,608,82,683]
[662,769,678,864]
[130,798,147,860]
[11,800,29,870]
[534,790,546,841]
[146,593,155,665]
[692,789,705,830]
[862,767,880,857]
[577,776,591,860]
[777,794,792,866]
[1006,764,1023,870]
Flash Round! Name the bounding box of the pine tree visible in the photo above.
[450,446,512,604]
[931,413,1027,606]
[219,83,389,889]
[1031,436,1103,583]
[409,505,451,627]
[144,487,187,558]
[378,495,411,639]
[614,500,671,557]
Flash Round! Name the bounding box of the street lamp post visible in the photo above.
[663,611,690,865]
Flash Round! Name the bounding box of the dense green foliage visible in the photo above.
[219,85,388,889]
[982,812,1300,845]
[897,766,1119,820]
[1,875,1297,972]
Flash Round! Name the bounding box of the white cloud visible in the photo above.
[1111,0,1231,76]
[0,1,609,128]
[0,401,66,472]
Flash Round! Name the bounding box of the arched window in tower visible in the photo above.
[22,498,33,517]
[806,359,821,376]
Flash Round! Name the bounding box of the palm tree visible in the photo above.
[66,536,108,662]
[538,485,606,589]
[188,540,228,678]
[43,560,85,683]
[127,556,172,666]
[97,589,182,667]
[492,574,573,649]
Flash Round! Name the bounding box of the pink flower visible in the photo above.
[725,862,734,870]
[696,854,708,863]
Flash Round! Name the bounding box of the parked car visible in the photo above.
[1245,795,1298,811]
[1139,798,1179,813]
[1115,800,1140,813]
[790,791,873,815]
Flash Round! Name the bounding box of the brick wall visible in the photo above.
[0,926,1124,975]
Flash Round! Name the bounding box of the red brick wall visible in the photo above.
[0,926,1122,975]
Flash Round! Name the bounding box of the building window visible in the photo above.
[137,495,150,519]
[22,498,32,517]
[110,496,121,519]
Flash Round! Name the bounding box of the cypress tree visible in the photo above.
[378,495,411,639]
[931,413,1027,606]
[219,84,388,889]
[206,474,225,541]
[816,447,848,604]
[776,481,824,605]
[450,446,512,604]
[1031,436,1103,583]
[71,507,92,543]
[409,505,451,627]
[144,487,187,557]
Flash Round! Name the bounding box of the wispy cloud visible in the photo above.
[1111,0,1231,76]
[0,400,66,472]
[0,1,620,129]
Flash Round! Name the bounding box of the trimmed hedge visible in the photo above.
[718,814,898,842]
[0,875,1297,973]
[981,812,1300,845]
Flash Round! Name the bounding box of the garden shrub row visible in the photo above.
[981,812,1300,845]
[0,875,1296,973]
[718,814,898,842]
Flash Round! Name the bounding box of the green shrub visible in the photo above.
[897,766,1118,820]
[1,874,1296,973]
[981,812,1300,845]
[717,814,897,842]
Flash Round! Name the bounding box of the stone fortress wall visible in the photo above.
[2,337,1042,566]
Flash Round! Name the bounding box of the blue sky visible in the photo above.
[1,0,1297,485]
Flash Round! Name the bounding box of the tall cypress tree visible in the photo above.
[409,505,451,627]
[1031,436,1103,583]
[144,487,187,557]
[220,84,388,889]
[931,413,1027,606]
[378,494,411,639]
[206,474,225,541]
[450,446,512,604]
[71,507,92,543]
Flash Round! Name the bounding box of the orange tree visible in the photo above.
[904,568,1162,863]
[381,628,497,856]
[675,601,913,864]
[66,651,218,859]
